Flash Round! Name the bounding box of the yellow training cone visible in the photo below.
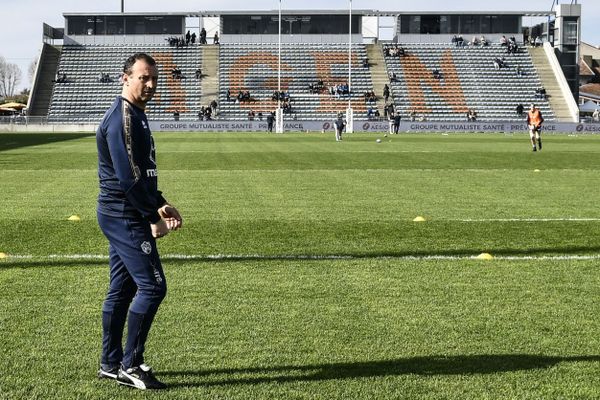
[476,253,494,260]
[68,215,81,221]
[413,216,426,222]
[0,252,7,259]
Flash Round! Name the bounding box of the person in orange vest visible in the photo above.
[527,103,544,151]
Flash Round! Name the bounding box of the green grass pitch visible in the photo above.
[1,131,600,399]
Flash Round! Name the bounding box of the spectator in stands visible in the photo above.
[54,71,67,83]
[367,107,375,120]
[593,108,600,122]
[195,68,202,79]
[99,72,112,83]
[186,30,191,45]
[204,107,212,120]
[493,57,505,70]
[362,57,369,68]
[282,99,292,114]
[516,66,523,77]
[452,35,459,46]
[364,90,376,103]
[383,84,390,102]
[534,36,542,47]
[171,67,183,79]
[467,109,477,122]
[507,38,519,55]
[516,103,524,117]
[191,32,197,44]
[479,35,488,47]
[248,110,255,121]
[389,71,397,82]
[342,82,349,96]
[213,32,220,45]
[470,36,479,46]
[226,89,231,102]
[200,28,207,45]
[409,109,417,121]
[198,108,204,120]
[210,99,218,115]
[535,87,547,100]
[257,112,263,121]
[390,45,405,57]
[173,110,180,121]
[456,35,465,47]
[500,35,508,46]
[432,68,442,80]
[334,84,341,99]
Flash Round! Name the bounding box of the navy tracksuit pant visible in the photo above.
[98,212,167,369]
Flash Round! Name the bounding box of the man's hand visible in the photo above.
[158,204,183,231]
[151,219,170,238]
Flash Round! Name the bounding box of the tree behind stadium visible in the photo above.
[0,56,22,98]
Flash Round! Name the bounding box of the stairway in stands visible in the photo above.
[529,46,573,121]
[199,45,220,112]
[29,44,61,118]
[365,44,388,116]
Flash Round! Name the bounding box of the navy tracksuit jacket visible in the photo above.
[96,96,168,369]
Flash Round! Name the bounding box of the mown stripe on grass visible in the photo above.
[4,253,600,262]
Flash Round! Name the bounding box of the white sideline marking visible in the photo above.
[3,254,600,262]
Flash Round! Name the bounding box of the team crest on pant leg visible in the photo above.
[141,241,152,255]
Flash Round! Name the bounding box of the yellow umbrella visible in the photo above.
[0,102,26,110]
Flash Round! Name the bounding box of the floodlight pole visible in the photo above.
[276,0,284,133]
[346,0,354,133]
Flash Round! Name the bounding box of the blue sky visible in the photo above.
[1,0,598,91]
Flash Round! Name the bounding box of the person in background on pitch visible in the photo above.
[266,111,275,132]
[527,103,544,152]
[334,113,346,141]
[393,111,402,134]
[96,53,182,390]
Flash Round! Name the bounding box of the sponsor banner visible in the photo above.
[150,121,317,132]
[150,120,600,134]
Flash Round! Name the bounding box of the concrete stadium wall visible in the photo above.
[0,124,96,133]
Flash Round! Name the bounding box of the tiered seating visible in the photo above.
[383,43,555,122]
[48,44,202,123]
[218,43,377,120]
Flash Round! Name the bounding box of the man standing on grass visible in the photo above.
[96,53,182,390]
[527,103,544,152]
[334,113,346,141]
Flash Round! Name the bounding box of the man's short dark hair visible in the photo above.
[123,53,156,75]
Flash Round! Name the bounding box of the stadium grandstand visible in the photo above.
[25,4,582,130]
